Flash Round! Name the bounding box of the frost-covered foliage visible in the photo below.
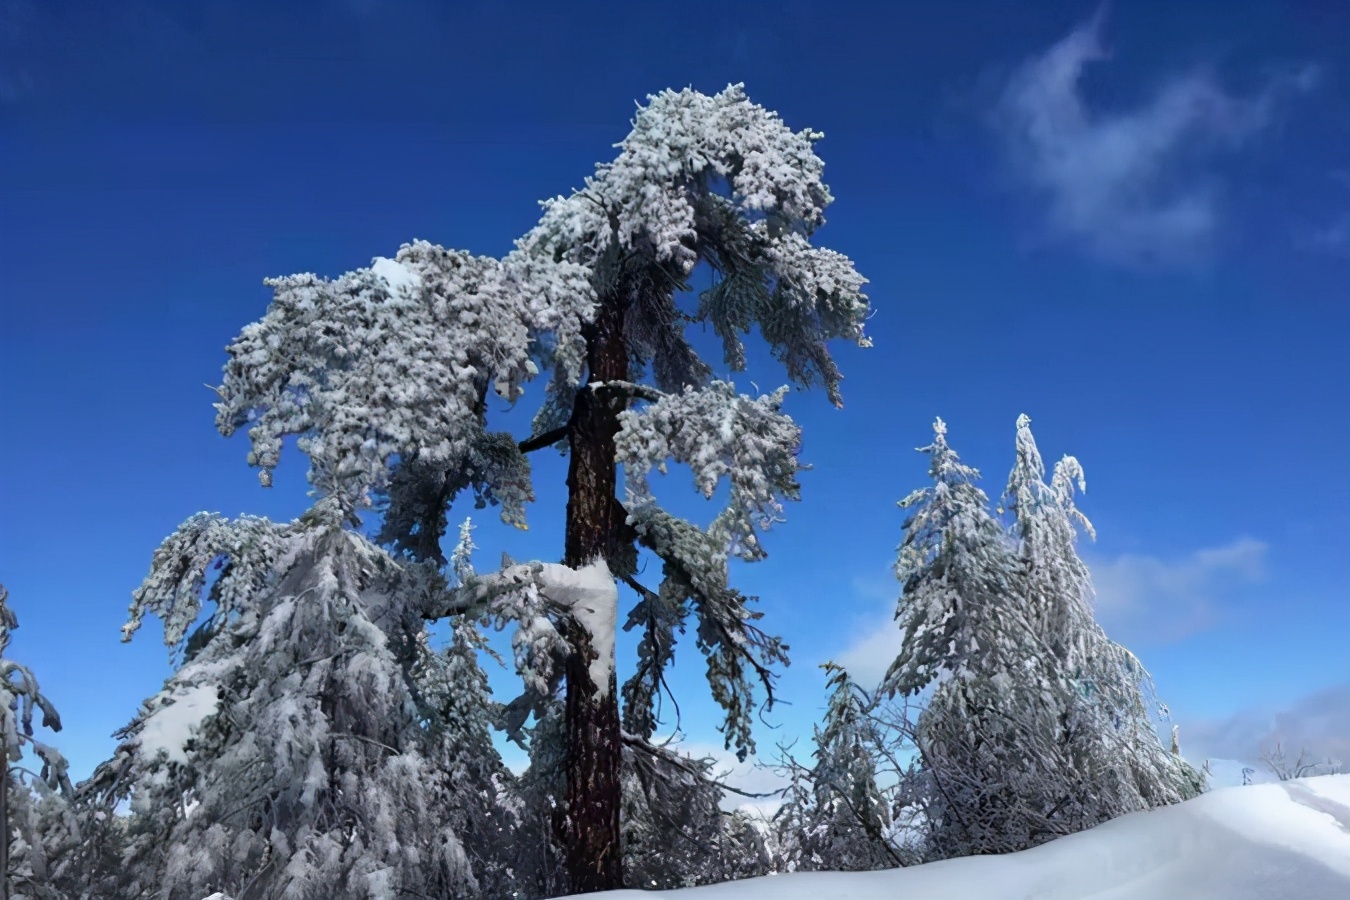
[213,84,866,764]
[0,584,78,899]
[618,381,802,563]
[998,415,1204,832]
[881,418,1022,699]
[215,240,592,519]
[81,506,512,899]
[615,381,799,756]
[431,522,621,738]
[519,84,870,405]
[773,664,897,873]
[2,586,73,798]
[884,417,1203,860]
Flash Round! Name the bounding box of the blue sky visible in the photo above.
[1,0,1347,785]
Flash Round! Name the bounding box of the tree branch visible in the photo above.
[517,426,569,454]
[589,379,664,403]
[620,732,780,799]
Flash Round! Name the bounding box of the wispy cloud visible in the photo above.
[0,0,36,106]
[1304,214,1350,255]
[1182,683,1350,770]
[832,574,901,691]
[1090,537,1267,644]
[662,739,792,816]
[993,11,1315,268]
[1295,171,1350,258]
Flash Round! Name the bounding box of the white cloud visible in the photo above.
[1296,171,1350,257]
[1089,537,1267,643]
[832,574,901,691]
[662,738,792,816]
[994,12,1314,267]
[1182,683,1350,773]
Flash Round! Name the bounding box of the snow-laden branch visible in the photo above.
[0,585,72,798]
[623,503,788,760]
[425,527,619,710]
[214,240,592,513]
[517,84,870,405]
[617,380,802,563]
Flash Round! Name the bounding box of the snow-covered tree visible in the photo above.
[0,583,76,900]
[880,418,1023,700]
[213,83,869,891]
[999,415,1204,832]
[86,501,510,899]
[774,663,897,873]
[883,417,1201,860]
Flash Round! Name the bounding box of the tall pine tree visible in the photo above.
[213,84,869,891]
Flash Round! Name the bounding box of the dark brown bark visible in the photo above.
[560,295,628,892]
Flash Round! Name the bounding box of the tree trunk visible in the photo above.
[1,765,9,900]
[560,295,628,892]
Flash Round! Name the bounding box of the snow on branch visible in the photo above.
[214,240,592,512]
[617,380,802,562]
[425,538,619,718]
[625,504,788,760]
[121,511,294,649]
[0,585,72,797]
[517,84,869,406]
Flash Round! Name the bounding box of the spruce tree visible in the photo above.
[1000,414,1203,835]
[0,584,74,900]
[90,501,506,899]
[213,84,869,891]
[774,663,896,872]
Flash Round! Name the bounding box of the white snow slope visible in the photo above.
[565,775,1350,900]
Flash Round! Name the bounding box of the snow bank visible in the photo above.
[561,775,1350,899]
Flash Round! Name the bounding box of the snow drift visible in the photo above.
[568,774,1350,899]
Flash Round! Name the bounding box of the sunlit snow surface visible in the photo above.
[563,775,1350,900]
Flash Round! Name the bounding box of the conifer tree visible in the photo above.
[213,84,869,891]
[1000,415,1203,834]
[884,416,1202,859]
[88,501,506,899]
[774,663,896,872]
[0,584,74,900]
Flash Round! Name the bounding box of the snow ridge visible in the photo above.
[561,774,1350,900]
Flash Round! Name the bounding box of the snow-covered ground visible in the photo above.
[565,775,1350,900]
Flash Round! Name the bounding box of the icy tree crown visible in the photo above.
[520,83,870,404]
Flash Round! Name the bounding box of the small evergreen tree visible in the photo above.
[86,501,507,899]
[774,664,896,872]
[0,584,75,900]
